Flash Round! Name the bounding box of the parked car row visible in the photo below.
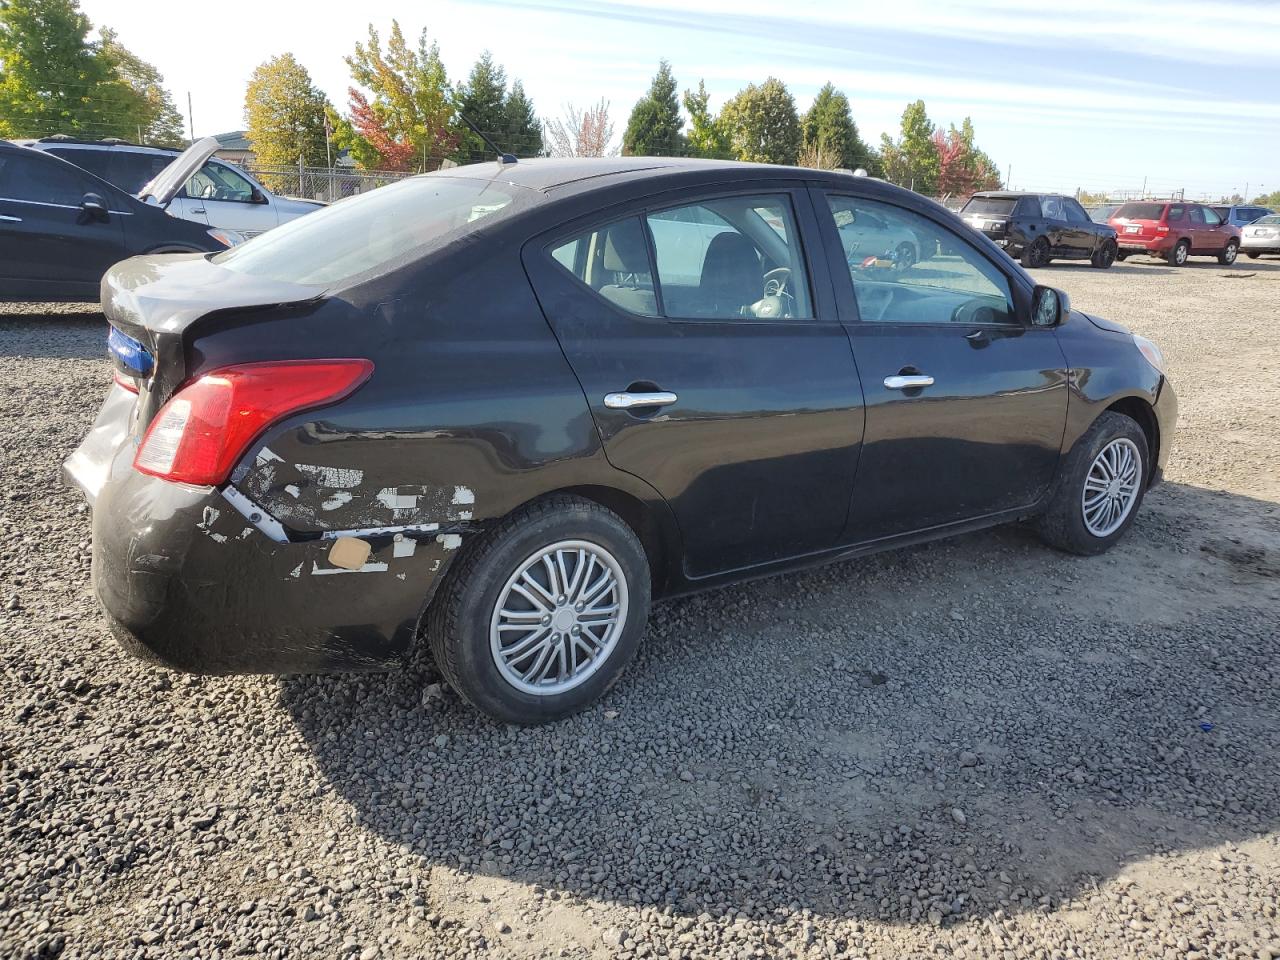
[960,190,1275,269]
[1,136,323,301]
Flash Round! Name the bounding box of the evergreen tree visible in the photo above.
[455,51,507,159]
[800,83,872,171]
[502,80,542,157]
[719,77,801,165]
[622,59,683,156]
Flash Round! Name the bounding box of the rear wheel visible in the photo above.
[425,495,651,724]
[1168,239,1190,266]
[1218,240,1239,265]
[1247,252,1260,259]
[1091,240,1117,269]
[1020,236,1050,268]
[1037,412,1149,556]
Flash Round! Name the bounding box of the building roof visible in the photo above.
[212,130,252,152]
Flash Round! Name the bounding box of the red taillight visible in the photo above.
[1156,225,1170,234]
[133,359,373,485]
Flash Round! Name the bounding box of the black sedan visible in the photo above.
[961,191,1119,269]
[0,137,239,302]
[65,158,1176,723]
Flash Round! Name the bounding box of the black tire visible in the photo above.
[1246,252,1260,259]
[1115,251,1128,262]
[1020,236,1050,268]
[1037,412,1149,556]
[1091,240,1117,269]
[1218,240,1239,265]
[425,495,651,724]
[1168,239,1190,266]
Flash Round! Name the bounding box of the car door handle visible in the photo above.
[603,391,678,410]
[189,207,205,214]
[884,375,934,389]
[0,214,21,223]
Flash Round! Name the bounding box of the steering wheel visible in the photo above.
[951,298,1000,326]
[762,266,792,299]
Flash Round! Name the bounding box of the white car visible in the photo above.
[835,206,921,270]
[1242,213,1280,259]
[17,136,323,238]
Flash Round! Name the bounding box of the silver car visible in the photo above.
[1241,214,1280,259]
[17,137,323,238]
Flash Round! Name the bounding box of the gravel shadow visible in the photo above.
[279,481,1280,926]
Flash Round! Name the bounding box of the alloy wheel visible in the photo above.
[1223,242,1238,264]
[489,539,629,696]
[1081,438,1142,537]
[1173,242,1189,266]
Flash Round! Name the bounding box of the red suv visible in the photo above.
[1108,201,1241,266]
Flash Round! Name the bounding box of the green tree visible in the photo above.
[455,50,507,159]
[1251,190,1280,207]
[800,83,872,171]
[244,53,331,168]
[345,20,459,170]
[0,0,125,138]
[97,28,184,145]
[898,99,938,193]
[622,59,683,156]
[719,77,800,165]
[682,80,729,159]
[502,80,542,157]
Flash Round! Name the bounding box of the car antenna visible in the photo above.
[456,112,517,166]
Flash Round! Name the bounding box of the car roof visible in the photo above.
[969,191,1050,199]
[421,156,864,196]
[17,137,180,157]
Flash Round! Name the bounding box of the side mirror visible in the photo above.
[250,188,267,204]
[79,193,109,223]
[1031,284,1070,327]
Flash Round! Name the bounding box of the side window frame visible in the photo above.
[532,180,836,326]
[808,183,1035,329]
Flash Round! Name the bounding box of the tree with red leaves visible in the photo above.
[348,89,416,171]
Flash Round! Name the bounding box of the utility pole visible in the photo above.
[1141,175,1147,198]
[187,92,194,141]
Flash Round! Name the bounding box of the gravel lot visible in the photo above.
[2,256,1279,960]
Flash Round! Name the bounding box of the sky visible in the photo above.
[77,0,1280,200]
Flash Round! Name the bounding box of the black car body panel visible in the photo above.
[0,141,223,301]
[961,191,1118,262]
[63,159,1176,675]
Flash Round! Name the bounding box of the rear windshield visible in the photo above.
[961,196,1015,216]
[212,176,522,286]
[1115,202,1165,220]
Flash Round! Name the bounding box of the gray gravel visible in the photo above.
[2,258,1279,959]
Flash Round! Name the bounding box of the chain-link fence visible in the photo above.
[240,163,415,202]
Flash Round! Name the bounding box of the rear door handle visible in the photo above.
[884,375,934,389]
[603,391,678,410]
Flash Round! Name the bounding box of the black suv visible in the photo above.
[961,192,1119,269]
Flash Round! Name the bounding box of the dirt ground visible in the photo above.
[1,253,1278,960]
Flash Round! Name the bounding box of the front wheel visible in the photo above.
[425,496,651,724]
[1218,240,1239,265]
[1091,240,1117,269]
[1037,412,1149,556]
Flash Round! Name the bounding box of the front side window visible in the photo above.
[1063,199,1091,224]
[214,175,520,286]
[646,195,811,319]
[825,196,1016,326]
[1202,207,1223,226]
[185,162,256,202]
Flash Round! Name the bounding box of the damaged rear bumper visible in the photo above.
[73,445,462,674]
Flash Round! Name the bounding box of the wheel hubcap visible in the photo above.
[490,539,628,696]
[1082,438,1142,537]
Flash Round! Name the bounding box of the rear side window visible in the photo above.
[1188,207,1205,225]
[550,217,658,317]
[549,193,814,321]
[0,151,88,206]
[1039,196,1066,219]
[1116,203,1165,220]
[647,195,811,319]
[1167,205,1185,222]
[44,147,170,194]
[961,196,1015,216]
[213,176,520,286]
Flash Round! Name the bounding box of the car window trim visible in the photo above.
[533,181,834,326]
[809,184,1035,329]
